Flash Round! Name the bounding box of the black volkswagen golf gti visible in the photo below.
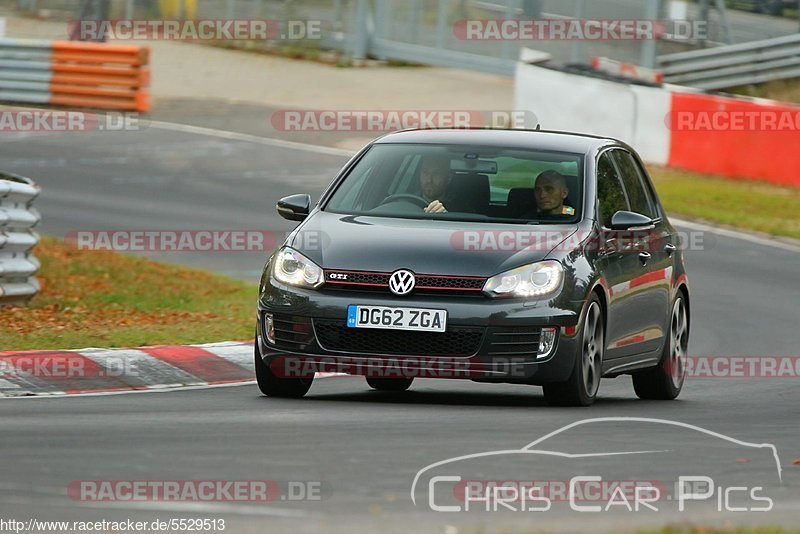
[256,129,690,406]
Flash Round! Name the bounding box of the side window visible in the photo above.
[596,152,628,226]
[612,150,657,219]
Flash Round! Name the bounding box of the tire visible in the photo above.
[254,336,313,398]
[366,376,414,392]
[632,295,689,400]
[543,294,604,407]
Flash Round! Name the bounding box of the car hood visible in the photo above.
[288,211,578,277]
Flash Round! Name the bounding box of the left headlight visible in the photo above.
[483,260,564,298]
[272,247,324,289]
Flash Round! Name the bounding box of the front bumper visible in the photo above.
[257,280,583,385]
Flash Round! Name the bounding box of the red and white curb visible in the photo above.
[0,341,255,397]
[0,341,345,398]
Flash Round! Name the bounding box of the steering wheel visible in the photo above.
[378,194,430,209]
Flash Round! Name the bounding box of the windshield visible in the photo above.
[324,143,584,224]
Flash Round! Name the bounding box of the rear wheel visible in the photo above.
[543,295,604,407]
[632,296,688,400]
[254,336,313,398]
[366,377,414,392]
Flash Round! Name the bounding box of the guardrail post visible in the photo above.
[352,0,372,60]
[373,0,388,60]
[409,0,421,45]
[640,0,661,69]
[501,0,519,59]
[713,0,732,44]
[0,172,41,306]
[569,0,585,64]
[436,0,448,49]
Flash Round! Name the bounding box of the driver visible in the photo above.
[419,155,452,214]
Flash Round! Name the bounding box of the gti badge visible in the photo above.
[388,269,416,296]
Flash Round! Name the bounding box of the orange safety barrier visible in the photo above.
[49,41,150,112]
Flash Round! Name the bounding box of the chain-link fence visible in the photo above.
[3,0,798,76]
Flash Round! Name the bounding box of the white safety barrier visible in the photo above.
[514,63,672,165]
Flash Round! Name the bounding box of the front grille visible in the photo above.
[486,327,542,358]
[324,270,486,295]
[327,271,390,287]
[313,319,485,356]
[271,314,315,351]
[415,275,485,290]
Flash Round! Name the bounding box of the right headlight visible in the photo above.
[483,260,564,298]
[271,247,324,289]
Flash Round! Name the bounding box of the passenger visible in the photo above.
[523,170,576,220]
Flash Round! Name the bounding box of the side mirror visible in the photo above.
[276,194,311,222]
[609,210,654,231]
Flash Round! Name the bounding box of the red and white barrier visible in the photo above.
[515,63,800,187]
[591,56,664,85]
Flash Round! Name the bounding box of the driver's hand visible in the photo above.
[424,200,447,213]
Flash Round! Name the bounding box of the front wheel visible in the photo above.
[366,376,414,392]
[632,296,688,400]
[254,337,313,398]
[543,295,604,407]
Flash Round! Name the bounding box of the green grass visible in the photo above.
[729,78,800,104]
[627,528,800,534]
[0,237,257,350]
[647,166,800,240]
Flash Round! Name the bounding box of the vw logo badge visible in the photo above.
[388,269,416,296]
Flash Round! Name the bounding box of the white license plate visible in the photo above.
[347,305,447,333]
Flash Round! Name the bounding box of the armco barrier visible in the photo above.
[515,62,800,187]
[0,39,149,112]
[0,172,41,306]
[658,34,800,90]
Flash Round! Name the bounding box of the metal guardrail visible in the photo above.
[0,38,151,111]
[658,33,800,89]
[0,39,53,105]
[0,172,41,306]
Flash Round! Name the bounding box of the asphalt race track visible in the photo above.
[1,103,799,532]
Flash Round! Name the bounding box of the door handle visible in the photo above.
[638,251,651,264]
[664,243,677,256]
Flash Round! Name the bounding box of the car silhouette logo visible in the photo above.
[389,270,416,296]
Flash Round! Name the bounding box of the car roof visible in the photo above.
[372,128,619,155]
